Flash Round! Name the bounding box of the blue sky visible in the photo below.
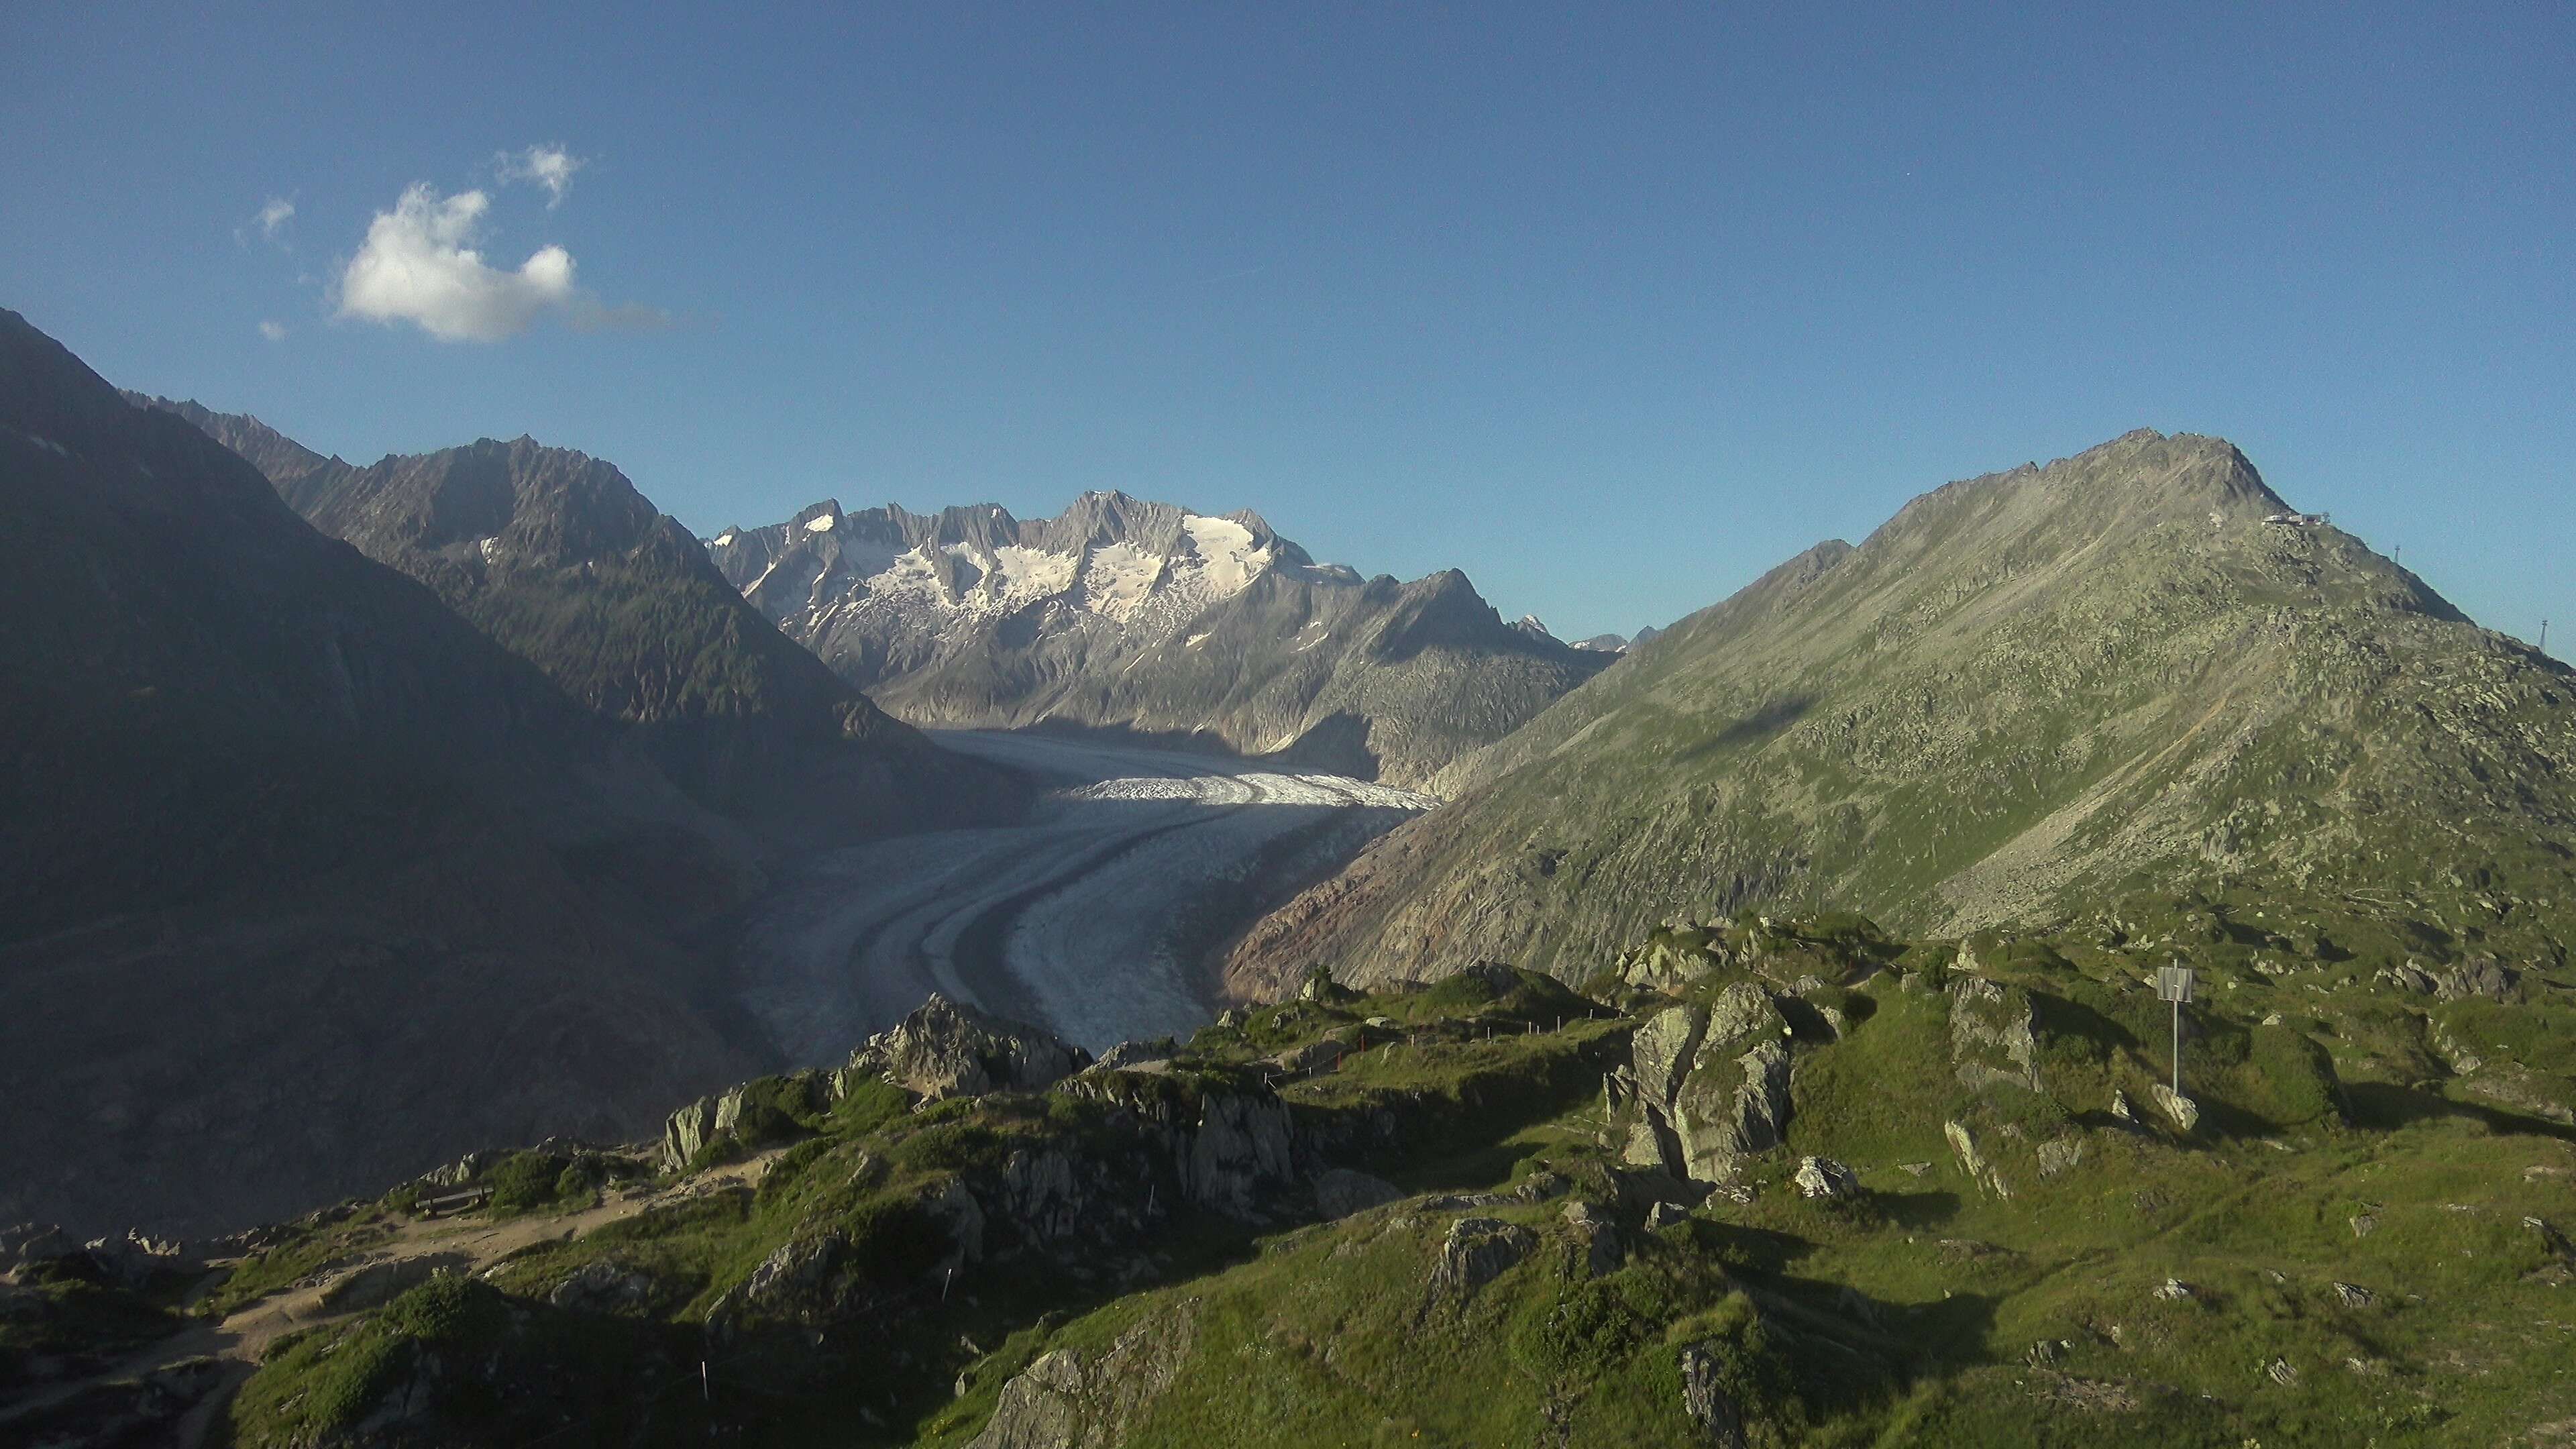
[5,3,2569,648]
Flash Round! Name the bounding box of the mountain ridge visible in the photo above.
[709,490,1608,788]
[3,311,781,1236]
[1224,428,2575,998]
[136,398,1022,844]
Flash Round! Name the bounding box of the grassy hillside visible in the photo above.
[25,896,2573,1445]
[1224,429,2576,995]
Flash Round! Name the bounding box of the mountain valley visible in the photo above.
[8,333,2575,1449]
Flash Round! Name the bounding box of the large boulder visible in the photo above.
[1947,977,2041,1091]
[1621,983,1795,1185]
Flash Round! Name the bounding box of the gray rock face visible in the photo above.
[1082,1038,1179,1075]
[1560,1199,1624,1279]
[1947,977,2041,1091]
[2035,1137,2085,1177]
[720,1236,846,1341]
[659,1070,832,1172]
[549,1260,660,1315]
[1424,1216,1537,1313]
[2435,955,2519,1002]
[70,1229,204,1290]
[850,994,1092,1103]
[1183,1091,1297,1216]
[1313,1169,1404,1220]
[1678,1341,1750,1448]
[1945,1120,2011,1199]
[965,1298,1203,1449]
[2151,1083,2200,1132]
[1,1223,72,1282]
[1619,932,1735,996]
[1621,984,1796,1185]
[1794,1156,1861,1201]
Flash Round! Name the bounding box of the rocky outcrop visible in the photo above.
[2151,1083,2200,1132]
[845,995,1091,1102]
[1,1222,72,1282]
[1678,1340,1750,1448]
[1947,977,2041,1091]
[1794,1156,1860,1201]
[1617,927,1737,996]
[1945,1120,2011,1199]
[660,999,1093,1170]
[548,1260,661,1315]
[660,1071,833,1171]
[2434,955,2520,1003]
[965,1298,1203,1449]
[1422,1217,1537,1316]
[1313,1168,1404,1220]
[1618,984,1795,1185]
[1560,1199,1625,1279]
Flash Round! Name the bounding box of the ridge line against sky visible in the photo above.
[3,3,2567,651]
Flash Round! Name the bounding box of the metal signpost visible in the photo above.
[2155,963,2196,1097]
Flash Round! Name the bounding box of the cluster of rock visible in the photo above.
[661,994,1092,1169]
[1947,976,2042,1091]
[1612,982,1796,1186]
[692,1002,1322,1341]
[2374,955,2520,1002]
[1,1222,201,1290]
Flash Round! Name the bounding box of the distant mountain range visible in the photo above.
[1226,429,2576,996]
[131,398,1018,847]
[708,494,1612,789]
[1570,625,1664,654]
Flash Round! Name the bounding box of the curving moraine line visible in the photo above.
[731,731,1434,1063]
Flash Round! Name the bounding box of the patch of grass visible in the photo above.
[198,1213,397,1319]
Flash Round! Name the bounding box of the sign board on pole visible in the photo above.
[2155,965,2195,1003]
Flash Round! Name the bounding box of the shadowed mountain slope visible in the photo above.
[1224,429,2576,996]
[140,402,1022,843]
[708,493,1607,790]
[2,312,779,1236]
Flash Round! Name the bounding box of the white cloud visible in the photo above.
[235,196,296,247]
[496,144,586,207]
[258,320,287,342]
[335,184,578,343]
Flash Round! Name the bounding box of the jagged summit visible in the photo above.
[708,492,1607,788]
